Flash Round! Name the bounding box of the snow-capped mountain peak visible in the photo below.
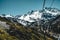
[0,14,13,18]
[45,7,60,16]
[0,7,60,26]
[30,10,43,19]
[17,10,43,23]
[16,7,60,26]
[5,14,13,18]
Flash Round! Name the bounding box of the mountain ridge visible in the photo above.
[0,7,60,26]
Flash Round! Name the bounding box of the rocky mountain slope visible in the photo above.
[0,7,60,40]
[0,16,56,40]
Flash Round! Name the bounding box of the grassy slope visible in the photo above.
[0,17,55,40]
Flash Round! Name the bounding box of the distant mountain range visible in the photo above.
[0,7,60,27]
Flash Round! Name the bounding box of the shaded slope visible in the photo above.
[0,17,55,40]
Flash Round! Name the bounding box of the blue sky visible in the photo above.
[0,0,60,16]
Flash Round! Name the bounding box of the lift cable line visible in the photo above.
[50,0,54,8]
[42,0,54,9]
[42,0,46,10]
